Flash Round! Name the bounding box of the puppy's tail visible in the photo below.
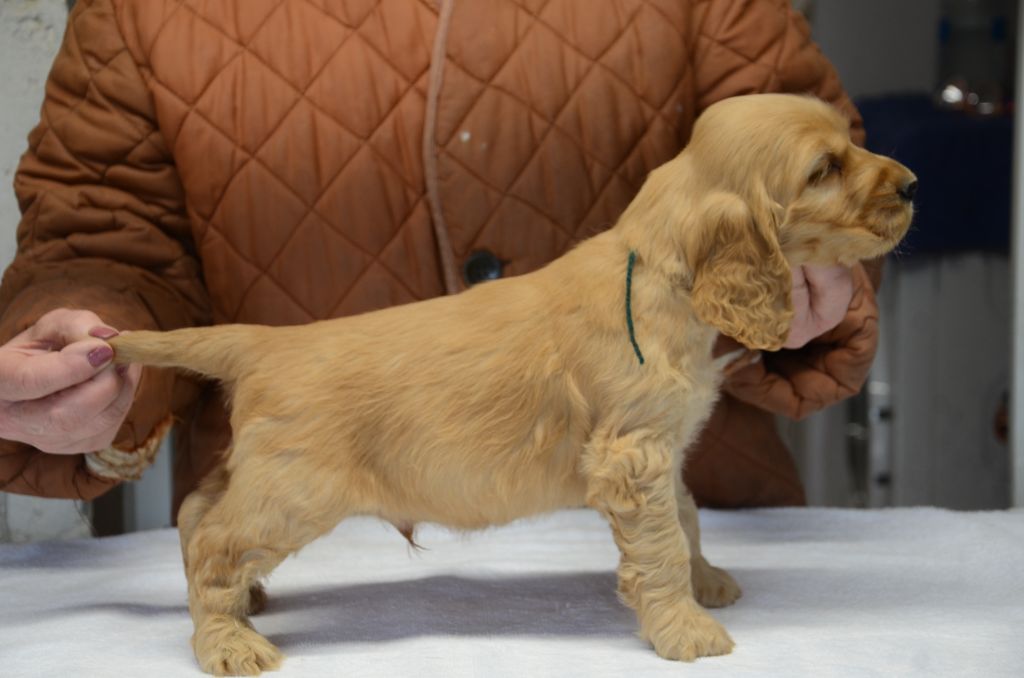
[109,325,264,382]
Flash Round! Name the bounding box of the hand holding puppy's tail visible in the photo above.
[109,325,263,382]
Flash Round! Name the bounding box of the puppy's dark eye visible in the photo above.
[811,158,843,184]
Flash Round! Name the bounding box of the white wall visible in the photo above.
[884,256,1011,509]
[0,0,92,542]
[0,0,66,266]
[813,0,941,98]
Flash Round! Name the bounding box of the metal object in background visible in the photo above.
[938,0,1015,114]
[0,494,10,542]
[845,390,871,508]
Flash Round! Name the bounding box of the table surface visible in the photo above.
[2,507,1022,677]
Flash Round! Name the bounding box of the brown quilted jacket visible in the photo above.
[0,0,878,511]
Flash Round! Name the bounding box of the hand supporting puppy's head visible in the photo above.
[625,94,916,351]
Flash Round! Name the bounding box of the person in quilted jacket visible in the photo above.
[0,0,881,514]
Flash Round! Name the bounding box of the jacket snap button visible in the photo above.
[462,250,503,286]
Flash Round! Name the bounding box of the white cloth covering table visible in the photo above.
[1,508,1022,677]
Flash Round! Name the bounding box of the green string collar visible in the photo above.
[626,250,644,365]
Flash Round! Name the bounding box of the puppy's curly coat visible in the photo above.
[112,94,916,676]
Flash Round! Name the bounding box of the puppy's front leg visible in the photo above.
[674,479,742,609]
[583,432,734,661]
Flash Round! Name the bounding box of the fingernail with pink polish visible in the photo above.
[89,326,119,339]
[88,346,114,367]
[115,364,129,378]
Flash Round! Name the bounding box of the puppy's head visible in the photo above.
[636,94,915,350]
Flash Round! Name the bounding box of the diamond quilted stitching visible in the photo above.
[694,34,773,106]
[556,67,649,170]
[44,66,149,170]
[661,79,696,139]
[368,91,427,190]
[305,0,378,28]
[538,0,641,60]
[183,0,282,44]
[602,4,687,109]
[773,18,824,92]
[197,227,263,321]
[210,161,309,269]
[514,0,551,14]
[413,68,430,97]
[173,109,249,219]
[492,21,589,121]
[445,0,530,83]
[147,81,194,145]
[575,172,639,239]
[236,275,317,325]
[267,211,373,316]
[431,61,485,145]
[193,51,301,155]
[249,1,351,90]
[444,88,548,192]
[117,0,181,58]
[643,0,687,28]
[492,1,682,153]
[89,52,165,131]
[434,160,504,255]
[331,260,418,317]
[438,0,653,261]
[315,145,417,255]
[148,9,241,105]
[359,0,435,83]
[705,1,784,65]
[620,115,678,187]
[255,99,362,205]
[697,0,738,44]
[508,126,601,231]
[378,200,446,298]
[472,198,570,277]
[74,4,130,71]
[306,33,406,139]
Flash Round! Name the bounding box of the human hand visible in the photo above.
[714,263,855,371]
[0,308,141,454]
[783,264,854,349]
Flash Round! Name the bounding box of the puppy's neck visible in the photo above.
[607,155,724,365]
[615,155,699,290]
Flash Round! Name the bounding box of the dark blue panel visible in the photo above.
[856,94,1012,255]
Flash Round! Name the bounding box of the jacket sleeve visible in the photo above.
[0,0,210,500]
[691,0,879,419]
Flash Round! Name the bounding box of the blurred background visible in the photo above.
[0,0,1019,542]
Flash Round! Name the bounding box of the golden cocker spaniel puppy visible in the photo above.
[111,94,916,676]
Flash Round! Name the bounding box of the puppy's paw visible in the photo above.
[247,583,268,616]
[193,615,283,676]
[692,559,742,609]
[648,600,734,662]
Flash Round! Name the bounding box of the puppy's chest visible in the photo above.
[633,359,724,439]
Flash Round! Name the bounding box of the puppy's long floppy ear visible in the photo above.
[685,191,793,351]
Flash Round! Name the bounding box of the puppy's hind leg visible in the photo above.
[674,478,741,609]
[185,461,348,676]
[178,463,269,616]
[583,431,733,661]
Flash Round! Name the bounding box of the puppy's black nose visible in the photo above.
[898,180,918,202]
